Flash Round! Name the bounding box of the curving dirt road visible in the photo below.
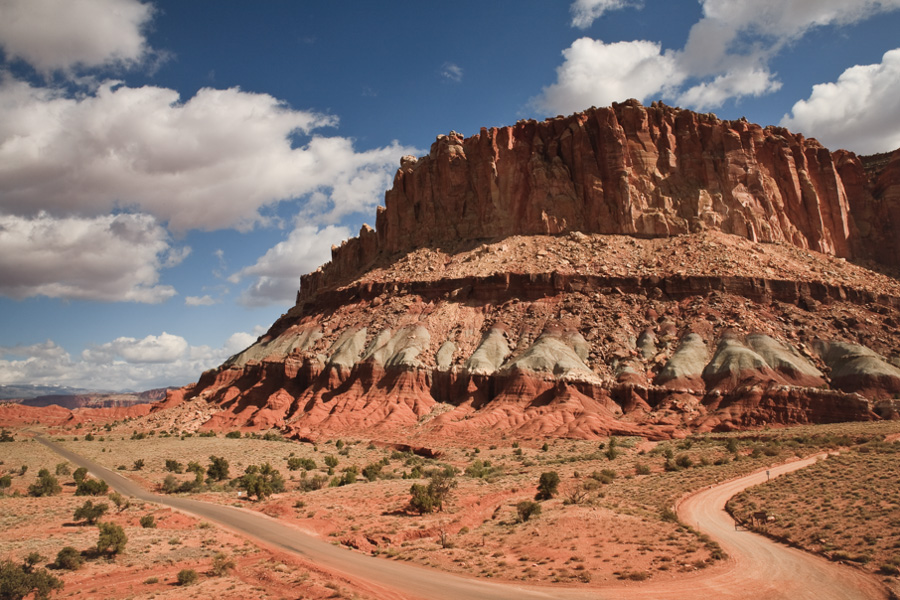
[38,438,888,600]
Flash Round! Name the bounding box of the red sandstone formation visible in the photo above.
[145,101,900,442]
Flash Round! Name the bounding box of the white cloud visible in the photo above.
[0,329,265,391]
[781,48,900,154]
[230,224,351,307]
[185,295,218,307]
[535,38,682,115]
[570,0,642,29]
[547,0,900,114]
[677,66,782,111]
[0,78,417,232]
[83,332,188,364]
[0,0,155,74]
[0,212,183,302]
[441,62,463,82]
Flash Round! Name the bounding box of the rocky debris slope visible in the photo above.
[152,102,900,443]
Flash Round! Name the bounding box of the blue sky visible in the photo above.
[2,0,900,392]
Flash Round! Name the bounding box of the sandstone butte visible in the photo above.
[12,99,900,443]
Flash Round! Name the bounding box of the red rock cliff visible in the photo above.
[301,100,899,301]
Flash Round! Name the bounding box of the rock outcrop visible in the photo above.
[148,102,900,443]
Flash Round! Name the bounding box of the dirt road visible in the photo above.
[38,438,888,600]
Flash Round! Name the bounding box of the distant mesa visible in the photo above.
[16,100,900,440]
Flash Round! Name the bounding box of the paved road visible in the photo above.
[38,438,889,600]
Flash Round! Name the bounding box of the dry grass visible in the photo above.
[728,436,900,583]
[7,418,900,593]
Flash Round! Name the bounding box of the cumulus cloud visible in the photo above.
[230,223,351,307]
[781,48,900,154]
[0,78,414,231]
[440,62,463,82]
[0,329,265,391]
[535,38,682,115]
[0,0,155,74]
[0,212,183,302]
[543,0,900,114]
[570,0,642,28]
[185,295,218,307]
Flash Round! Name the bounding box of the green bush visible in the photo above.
[132,459,145,471]
[54,462,71,476]
[207,456,230,481]
[75,478,108,496]
[73,500,108,525]
[139,514,156,528]
[28,469,61,497]
[165,459,183,473]
[210,553,235,576]
[408,472,457,514]
[535,471,560,500]
[0,474,11,489]
[235,463,284,500]
[0,558,63,600]
[96,522,127,555]
[54,547,83,571]
[72,467,88,484]
[516,500,542,522]
[225,431,242,439]
[176,569,198,586]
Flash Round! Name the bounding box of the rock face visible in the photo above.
[301,100,900,300]
[154,101,900,442]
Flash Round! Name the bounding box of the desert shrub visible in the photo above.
[0,429,14,442]
[465,459,500,479]
[54,462,71,476]
[361,462,383,481]
[72,467,88,484]
[210,553,235,576]
[207,456,230,481]
[660,507,680,523]
[635,463,651,475]
[28,469,61,497]
[225,431,242,439]
[675,454,693,469]
[324,455,339,469]
[96,522,127,555]
[84,433,95,441]
[132,459,145,471]
[108,491,129,512]
[0,475,11,489]
[298,474,328,492]
[236,463,285,500]
[536,471,560,500]
[516,500,542,522]
[605,436,620,460]
[75,478,108,496]
[0,558,63,600]
[176,569,198,586]
[73,500,108,525]
[161,474,179,494]
[139,514,156,528]
[164,459,183,473]
[54,546,83,570]
[879,564,900,576]
[408,472,457,514]
[592,469,617,484]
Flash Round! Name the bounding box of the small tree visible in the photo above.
[28,469,61,497]
[139,514,156,528]
[72,467,88,484]
[207,456,229,481]
[96,522,127,556]
[516,500,542,522]
[75,478,108,496]
[73,500,108,525]
[54,547,84,571]
[164,459,184,473]
[535,471,560,500]
[237,463,284,501]
[0,558,63,600]
[408,471,457,514]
